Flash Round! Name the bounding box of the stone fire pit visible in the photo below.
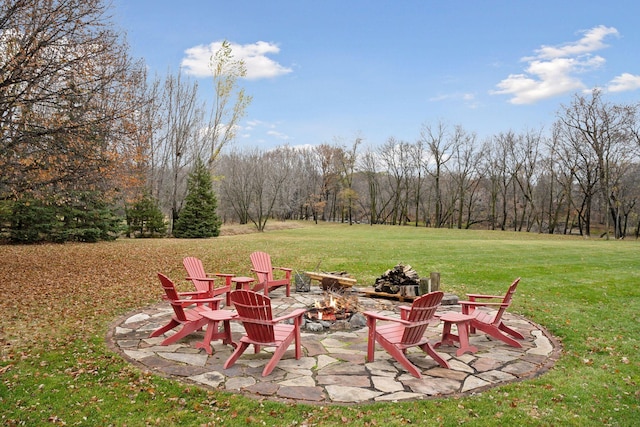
[303,288,367,332]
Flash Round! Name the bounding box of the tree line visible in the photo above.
[1,0,639,242]
[214,91,640,239]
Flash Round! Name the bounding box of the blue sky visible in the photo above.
[112,1,640,150]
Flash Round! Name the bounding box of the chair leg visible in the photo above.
[194,319,220,354]
[374,335,423,378]
[149,319,179,338]
[480,325,523,348]
[224,341,250,369]
[366,317,377,362]
[462,307,477,333]
[263,335,295,376]
[160,319,208,346]
[499,322,525,340]
[388,346,422,378]
[420,342,451,369]
[293,319,302,359]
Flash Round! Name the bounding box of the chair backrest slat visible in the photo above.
[231,290,275,343]
[492,278,520,326]
[250,251,274,282]
[158,273,188,321]
[183,256,211,294]
[402,291,443,344]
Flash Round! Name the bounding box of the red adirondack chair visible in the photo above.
[459,278,524,348]
[364,291,449,378]
[183,256,234,307]
[249,251,292,297]
[149,273,222,346]
[223,290,305,376]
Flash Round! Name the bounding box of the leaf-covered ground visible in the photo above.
[0,223,299,351]
[1,240,175,350]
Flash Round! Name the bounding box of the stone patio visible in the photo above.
[106,286,561,404]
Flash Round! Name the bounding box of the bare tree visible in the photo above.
[147,41,251,231]
[216,150,253,224]
[420,121,455,227]
[298,147,324,223]
[206,40,252,167]
[149,71,206,231]
[408,139,428,227]
[217,147,293,231]
[447,126,482,229]
[358,146,382,225]
[540,126,571,234]
[377,138,413,225]
[337,137,361,225]
[270,145,304,221]
[313,144,342,221]
[556,90,637,238]
[249,148,293,231]
[510,129,544,231]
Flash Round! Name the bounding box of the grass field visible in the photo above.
[1,222,639,426]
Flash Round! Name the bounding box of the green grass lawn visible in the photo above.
[1,222,639,426]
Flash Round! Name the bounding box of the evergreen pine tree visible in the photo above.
[126,192,167,238]
[56,191,123,242]
[173,158,222,238]
[8,198,56,243]
[7,191,123,243]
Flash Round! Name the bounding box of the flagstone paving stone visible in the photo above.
[278,386,325,401]
[371,375,404,393]
[107,286,561,404]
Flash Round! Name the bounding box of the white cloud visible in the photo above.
[181,41,292,80]
[492,25,623,104]
[267,129,290,140]
[525,25,619,60]
[244,119,266,131]
[607,73,640,92]
[236,119,291,144]
[429,92,478,108]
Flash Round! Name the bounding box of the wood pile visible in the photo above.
[374,264,421,296]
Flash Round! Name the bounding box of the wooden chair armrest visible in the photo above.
[275,267,293,279]
[460,301,508,308]
[211,287,230,297]
[174,291,202,297]
[183,297,223,305]
[363,311,411,325]
[251,268,269,275]
[466,293,503,300]
[272,308,306,323]
[186,276,216,282]
[215,273,235,286]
